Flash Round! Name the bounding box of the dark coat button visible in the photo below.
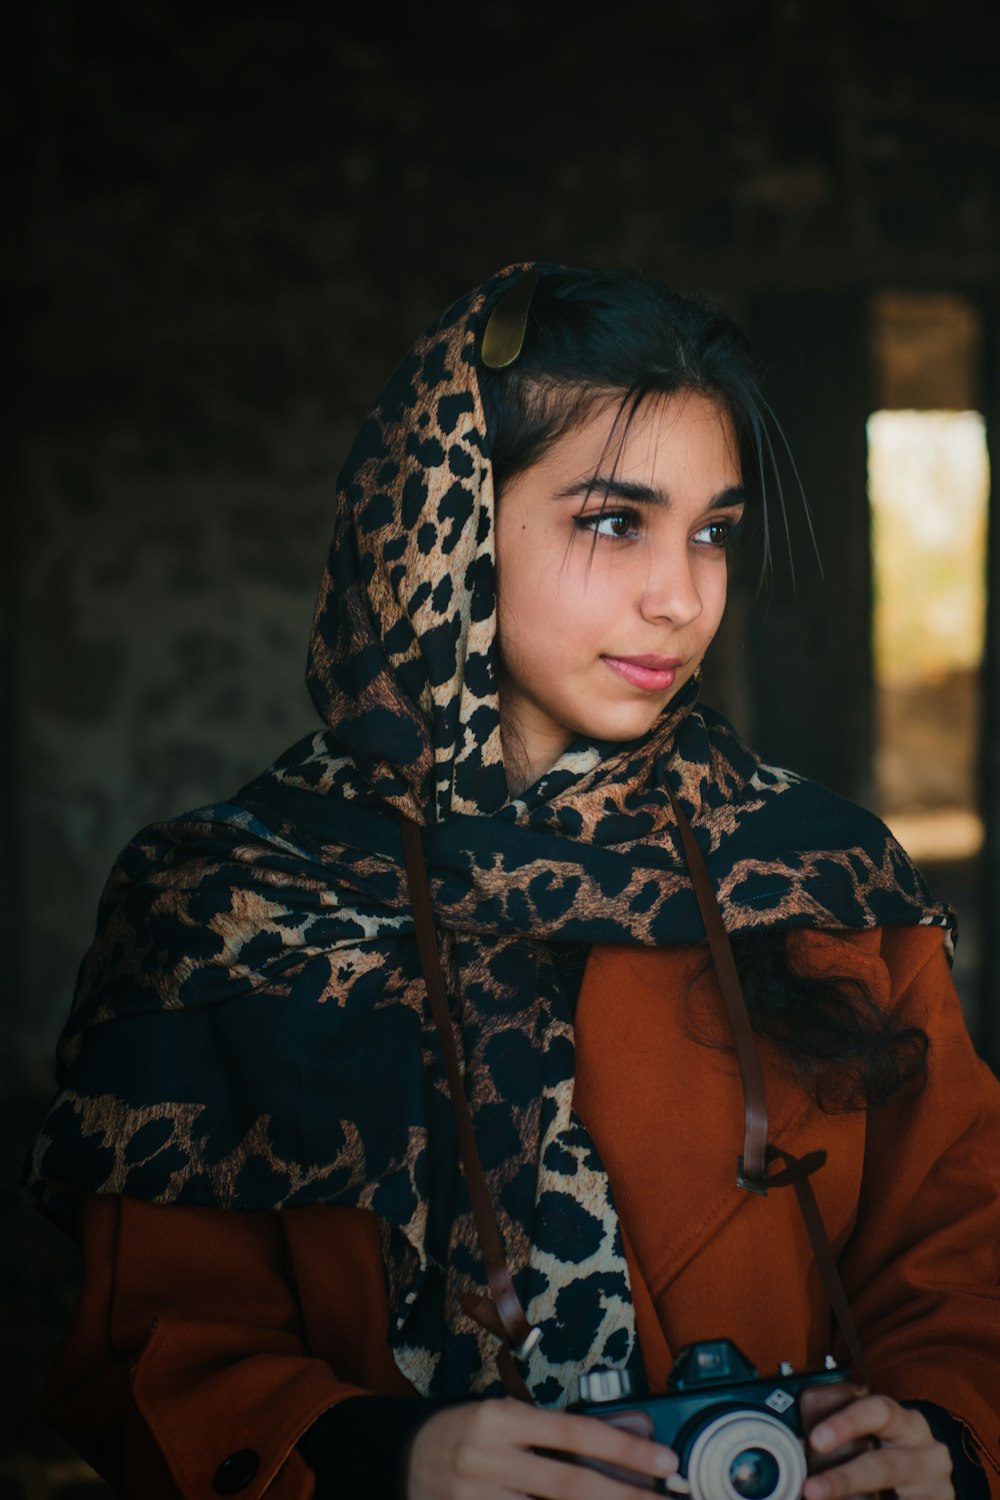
[213,1448,259,1494]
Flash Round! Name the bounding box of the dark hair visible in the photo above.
[479,264,792,589]
[487,265,927,1111]
[723,931,928,1111]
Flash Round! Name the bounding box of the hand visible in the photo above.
[803,1394,954,1499]
[405,1396,678,1500]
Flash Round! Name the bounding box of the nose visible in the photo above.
[638,547,704,627]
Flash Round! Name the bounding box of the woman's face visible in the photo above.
[494,391,744,787]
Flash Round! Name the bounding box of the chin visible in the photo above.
[585,708,672,744]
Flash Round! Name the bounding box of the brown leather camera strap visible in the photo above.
[764,1146,869,1385]
[401,799,870,1393]
[664,786,870,1386]
[664,786,769,1189]
[400,815,536,1402]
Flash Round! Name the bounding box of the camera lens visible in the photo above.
[685,1412,806,1500]
[729,1447,782,1498]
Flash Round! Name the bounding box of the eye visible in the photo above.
[692,518,737,549]
[574,508,641,541]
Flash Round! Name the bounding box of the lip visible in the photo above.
[602,654,683,692]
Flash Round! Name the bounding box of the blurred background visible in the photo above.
[4,1,999,1492]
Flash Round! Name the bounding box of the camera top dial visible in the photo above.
[574,1370,634,1405]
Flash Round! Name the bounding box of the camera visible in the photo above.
[570,1338,863,1499]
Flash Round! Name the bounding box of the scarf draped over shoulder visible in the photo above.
[25,266,953,1405]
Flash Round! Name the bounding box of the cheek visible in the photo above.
[497,527,588,646]
[499,573,580,680]
[496,550,547,669]
[714,564,731,627]
[532,566,624,672]
[697,555,729,629]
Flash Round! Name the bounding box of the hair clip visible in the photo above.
[480,265,540,369]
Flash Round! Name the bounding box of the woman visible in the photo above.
[27,264,1000,1499]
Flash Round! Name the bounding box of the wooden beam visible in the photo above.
[744,292,873,805]
[981,291,1000,1074]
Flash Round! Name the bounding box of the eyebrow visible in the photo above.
[555,477,747,511]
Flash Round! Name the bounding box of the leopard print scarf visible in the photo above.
[27,266,953,1404]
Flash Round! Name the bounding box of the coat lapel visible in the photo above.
[573,942,865,1382]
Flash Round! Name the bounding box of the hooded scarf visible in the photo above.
[26,265,953,1407]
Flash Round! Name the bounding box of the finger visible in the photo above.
[489,1404,677,1481]
[802,1434,953,1500]
[809,1394,933,1454]
[493,1446,670,1500]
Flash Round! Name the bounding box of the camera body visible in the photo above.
[570,1338,863,1499]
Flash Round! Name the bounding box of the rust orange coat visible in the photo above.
[44,925,1000,1498]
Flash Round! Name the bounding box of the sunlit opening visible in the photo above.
[868,410,989,861]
